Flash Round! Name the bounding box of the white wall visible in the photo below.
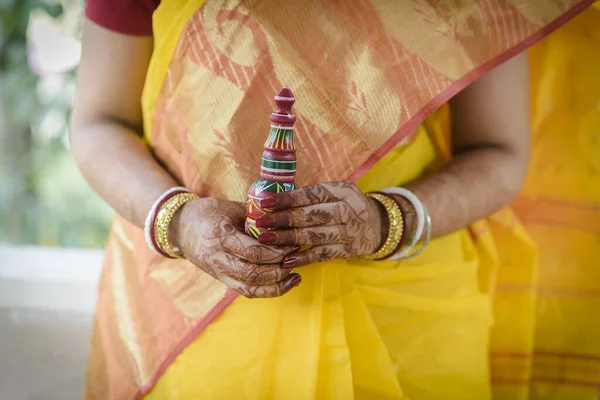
[0,245,103,313]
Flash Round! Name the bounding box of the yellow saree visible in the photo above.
[84,1,600,399]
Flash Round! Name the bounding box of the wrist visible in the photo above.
[168,198,200,250]
[151,193,198,258]
[368,196,389,250]
[388,194,417,239]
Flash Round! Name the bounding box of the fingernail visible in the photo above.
[291,274,302,287]
[260,196,277,209]
[255,215,273,228]
[258,231,277,244]
[283,257,300,268]
[283,273,302,292]
[284,245,301,257]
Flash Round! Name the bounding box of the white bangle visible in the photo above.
[401,206,432,260]
[381,187,426,260]
[144,186,191,254]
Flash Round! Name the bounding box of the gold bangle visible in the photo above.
[154,193,199,259]
[365,193,404,260]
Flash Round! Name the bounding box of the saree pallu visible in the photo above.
[83,1,600,399]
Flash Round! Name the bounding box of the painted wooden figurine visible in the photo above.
[245,87,298,238]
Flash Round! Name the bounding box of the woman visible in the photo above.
[72,1,600,399]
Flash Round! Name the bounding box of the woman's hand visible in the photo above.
[254,181,387,268]
[170,198,302,298]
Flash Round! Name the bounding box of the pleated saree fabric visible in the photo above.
[83,1,600,399]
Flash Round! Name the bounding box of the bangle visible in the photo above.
[365,193,404,260]
[401,205,432,260]
[378,192,408,260]
[149,192,188,258]
[154,193,199,259]
[381,187,428,260]
[144,187,190,256]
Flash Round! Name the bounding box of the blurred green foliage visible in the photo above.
[0,0,113,248]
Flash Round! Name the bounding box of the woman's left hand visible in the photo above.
[255,181,386,268]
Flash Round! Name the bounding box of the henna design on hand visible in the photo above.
[283,244,349,268]
[169,198,301,298]
[255,181,386,265]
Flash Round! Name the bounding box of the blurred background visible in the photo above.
[0,1,107,398]
[1,1,111,247]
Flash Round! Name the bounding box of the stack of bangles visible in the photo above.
[144,187,199,259]
[365,187,432,261]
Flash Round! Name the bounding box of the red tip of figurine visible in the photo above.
[271,87,296,126]
[275,87,294,100]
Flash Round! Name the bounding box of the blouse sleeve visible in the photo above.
[85,0,159,36]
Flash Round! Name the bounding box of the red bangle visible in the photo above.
[149,189,189,258]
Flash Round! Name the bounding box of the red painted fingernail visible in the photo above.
[260,196,277,209]
[255,215,273,228]
[291,274,302,287]
[284,257,300,268]
[258,232,277,244]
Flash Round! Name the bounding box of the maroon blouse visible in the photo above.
[85,0,160,36]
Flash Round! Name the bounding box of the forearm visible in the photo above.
[405,145,527,238]
[71,120,178,228]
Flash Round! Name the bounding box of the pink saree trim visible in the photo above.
[348,0,596,182]
[135,290,239,399]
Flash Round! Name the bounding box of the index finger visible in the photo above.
[259,183,341,210]
[219,231,299,264]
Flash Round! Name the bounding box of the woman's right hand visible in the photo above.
[169,197,302,298]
